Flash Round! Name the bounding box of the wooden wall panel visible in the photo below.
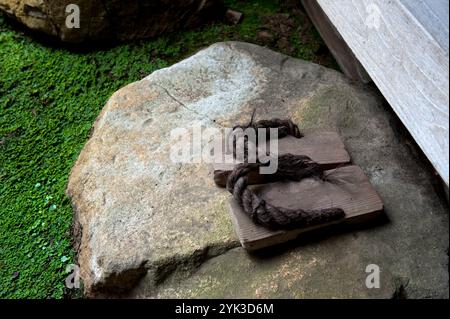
[315,0,449,185]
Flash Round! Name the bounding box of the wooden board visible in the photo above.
[214,131,350,187]
[301,0,371,82]
[228,165,383,250]
[314,0,449,186]
[399,0,449,54]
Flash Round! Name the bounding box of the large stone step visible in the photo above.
[67,42,448,298]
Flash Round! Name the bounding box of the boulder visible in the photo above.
[67,42,449,298]
[0,0,223,43]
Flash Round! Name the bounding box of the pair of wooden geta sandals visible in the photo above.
[213,119,383,251]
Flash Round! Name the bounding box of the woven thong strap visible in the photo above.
[226,153,345,230]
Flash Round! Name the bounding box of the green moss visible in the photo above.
[0,0,336,298]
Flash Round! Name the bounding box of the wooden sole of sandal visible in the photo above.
[228,165,383,250]
[214,131,351,187]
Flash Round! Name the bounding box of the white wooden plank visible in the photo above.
[317,0,449,185]
[399,0,449,54]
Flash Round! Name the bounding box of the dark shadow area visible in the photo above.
[248,212,389,260]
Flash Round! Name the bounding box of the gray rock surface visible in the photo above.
[67,42,449,298]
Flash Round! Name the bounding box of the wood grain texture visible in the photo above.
[301,0,371,82]
[229,165,384,250]
[399,0,449,54]
[316,0,449,185]
[213,131,350,187]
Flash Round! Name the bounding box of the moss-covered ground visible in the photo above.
[0,0,336,298]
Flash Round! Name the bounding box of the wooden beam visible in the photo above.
[301,0,371,82]
[314,0,449,185]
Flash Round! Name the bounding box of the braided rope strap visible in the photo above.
[226,153,345,230]
[233,118,302,139]
[231,119,302,161]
